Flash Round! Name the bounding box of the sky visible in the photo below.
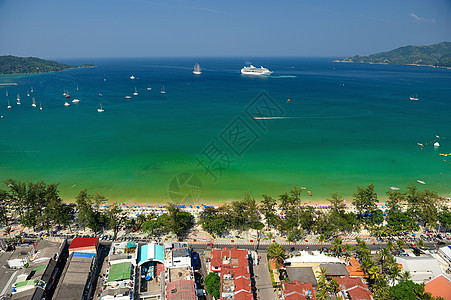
[0,0,450,59]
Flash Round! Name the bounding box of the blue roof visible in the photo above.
[137,243,164,266]
[73,252,96,258]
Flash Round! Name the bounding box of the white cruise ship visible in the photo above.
[241,65,273,75]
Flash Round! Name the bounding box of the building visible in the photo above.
[319,264,349,278]
[210,247,254,300]
[336,276,372,300]
[345,259,366,277]
[285,267,318,287]
[166,279,196,300]
[424,274,451,300]
[284,251,345,277]
[53,237,100,300]
[68,237,99,254]
[136,243,165,300]
[282,280,316,300]
[6,240,65,300]
[395,256,442,283]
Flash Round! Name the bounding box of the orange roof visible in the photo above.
[283,280,316,300]
[233,290,253,300]
[425,274,451,300]
[336,276,368,290]
[234,276,251,292]
[347,285,372,300]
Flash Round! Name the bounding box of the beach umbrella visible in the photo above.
[196,205,199,208]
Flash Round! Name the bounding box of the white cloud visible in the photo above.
[409,13,436,24]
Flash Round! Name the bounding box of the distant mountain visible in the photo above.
[340,42,451,68]
[0,55,95,74]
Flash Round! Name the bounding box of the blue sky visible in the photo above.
[0,0,450,58]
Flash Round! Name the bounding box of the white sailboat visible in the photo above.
[133,87,138,96]
[160,86,166,94]
[130,75,135,80]
[16,94,21,105]
[125,95,132,99]
[64,101,70,107]
[72,98,80,103]
[39,102,43,110]
[7,99,12,109]
[193,63,202,75]
[5,90,8,97]
[31,97,36,107]
[27,91,30,97]
[76,85,79,91]
[30,86,34,93]
[97,103,104,112]
[147,85,152,91]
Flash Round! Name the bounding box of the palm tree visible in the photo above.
[387,240,395,253]
[396,239,405,250]
[316,267,329,300]
[367,265,381,284]
[331,237,344,257]
[398,270,411,282]
[5,226,12,238]
[319,233,326,243]
[378,248,391,274]
[389,264,401,285]
[267,242,286,268]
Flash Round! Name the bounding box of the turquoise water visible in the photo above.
[0,58,450,204]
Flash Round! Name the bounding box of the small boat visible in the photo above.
[63,90,66,96]
[147,85,152,91]
[5,90,8,97]
[390,187,400,191]
[417,143,424,147]
[16,94,21,105]
[410,96,419,101]
[30,86,33,93]
[307,189,312,196]
[31,97,36,107]
[7,99,12,109]
[193,63,202,75]
[125,95,132,99]
[434,142,440,147]
[97,103,104,112]
[27,91,30,97]
[104,78,107,82]
[65,91,70,98]
[417,180,426,185]
[98,93,103,97]
[64,101,70,107]
[160,86,166,94]
[130,75,135,80]
[133,87,138,96]
[72,98,80,103]
[39,102,43,110]
[76,85,79,91]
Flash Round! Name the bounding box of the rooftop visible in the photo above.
[424,274,451,300]
[319,263,349,277]
[166,279,195,300]
[108,262,132,282]
[68,237,98,251]
[286,267,318,287]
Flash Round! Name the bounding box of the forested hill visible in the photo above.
[341,42,451,68]
[0,55,95,74]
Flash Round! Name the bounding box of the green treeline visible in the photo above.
[342,41,451,68]
[0,55,95,74]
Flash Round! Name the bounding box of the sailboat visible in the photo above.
[133,87,138,96]
[72,98,80,103]
[410,95,419,101]
[65,90,70,98]
[76,85,79,91]
[30,86,34,93]
[64,101,70,107]
[147,85,152,91]
[5,90,8,97]
[31,97,37,107]
[39,102,43,110]
[97,103,104,112]
[160,86,166,94]
[7,99,12,109]
[16,94,21,105]
[193,63,202,75]
[27,91,30,97]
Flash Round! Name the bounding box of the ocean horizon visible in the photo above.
[0,57,450,205]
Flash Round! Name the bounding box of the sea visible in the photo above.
[0,57,450,205]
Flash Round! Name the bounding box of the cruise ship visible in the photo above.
[241,65,273,75]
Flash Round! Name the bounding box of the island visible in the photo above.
[339,41,451,68]
[0,55,95,74]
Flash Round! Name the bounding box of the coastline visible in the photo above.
[333,60,451,69]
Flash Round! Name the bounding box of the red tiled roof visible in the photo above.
[68,237,99,250]
[235,276,251,292]
[166,279,196,300]
[336,275,368,290]
[347,285,372,300]
[234,290,253,300]
[425,274,451,300]
[283,280,315,300]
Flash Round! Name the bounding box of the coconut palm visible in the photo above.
[389,264,401,285]
[331,237,344,257]
[367,265,381,284]
[387,240,395,253]
[378,248,391,273]
[399,270,412,282]
[316,267,329,300]
[267,242,286,268]
[396,238,405,250]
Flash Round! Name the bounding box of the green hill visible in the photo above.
[341,42,451,68]
[0,55,95,74]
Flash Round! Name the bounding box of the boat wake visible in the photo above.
[269,75,297,78]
